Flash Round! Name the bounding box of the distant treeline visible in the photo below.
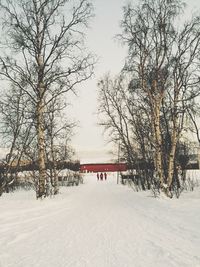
[126,153,199,171]
[0,160,80,174]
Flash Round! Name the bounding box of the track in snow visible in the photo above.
[0,173,200,267]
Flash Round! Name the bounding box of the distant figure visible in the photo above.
[100,172,103,181]
[97,173,99,180]
[104,172,107,180]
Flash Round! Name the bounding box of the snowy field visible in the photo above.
[0,172,200,267]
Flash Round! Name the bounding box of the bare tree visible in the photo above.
[0,85,34,195]
[98,73,155,190]
[119,0,200,197]
[98,75,135,166]
[0,0,95,198]
[44,97,76,195]
[187,103,200,145]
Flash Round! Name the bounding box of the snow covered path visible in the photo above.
[0,173,200,267]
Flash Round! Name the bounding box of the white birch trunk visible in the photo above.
[152,99,164,186]
[36,99,46,198]
[167,112,178,190]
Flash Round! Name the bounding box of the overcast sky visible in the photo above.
[69,0,200,163]
[69,0,128,163]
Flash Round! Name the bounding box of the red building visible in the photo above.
[80,163,127,173]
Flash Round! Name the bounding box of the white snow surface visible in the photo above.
[0,173,200,267]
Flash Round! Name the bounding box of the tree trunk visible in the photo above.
[167,115,178,190]
[36,100,46,198]
[51,143,59,195]
[53,163,59,195]
[49,128,59,194]
[153,102,164,186]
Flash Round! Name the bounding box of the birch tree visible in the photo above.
[0,0,95,198]
[0,85,34,195]
[98,74,154,190]
[44,97,75,195]
[98,75,135,166]
[119,0,200,196]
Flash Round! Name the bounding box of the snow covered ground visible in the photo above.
[0,172,200,267]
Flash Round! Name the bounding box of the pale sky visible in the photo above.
[69,0,128,163]
[68,0,200,163]
[1,0,199,162]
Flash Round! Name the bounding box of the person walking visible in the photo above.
[100,172,103,181]
[104,172,107,180]
[97,173,99,181]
